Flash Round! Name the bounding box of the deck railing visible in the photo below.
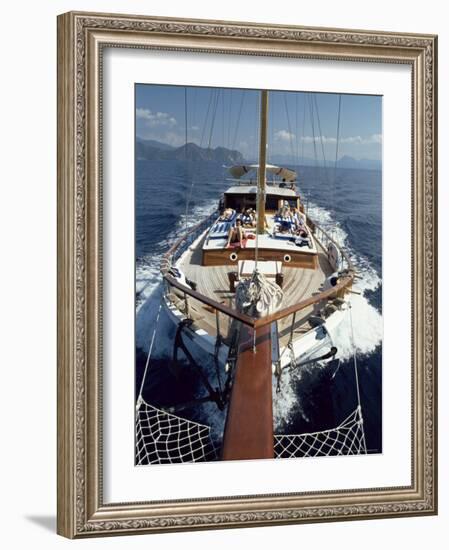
[310,217,353,273]
[162,210,219,267]
[160,213,355,331]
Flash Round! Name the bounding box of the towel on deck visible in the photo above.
[227,238,248,249]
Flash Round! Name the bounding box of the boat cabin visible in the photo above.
[222,185,300,212]
[201,165,319,270]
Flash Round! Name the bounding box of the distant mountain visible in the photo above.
[270,153,381,171]
[136,140,380,170]
[136,140,245,164]
[136,138,175,161]
[137,138,175,151]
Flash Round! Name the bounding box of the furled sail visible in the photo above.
[235,269,283,318]
[228,163,297,182]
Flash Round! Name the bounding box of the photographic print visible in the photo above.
[57,12,437,537]
[135,84,383,465]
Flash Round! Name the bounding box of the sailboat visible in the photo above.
[136,90,366,464]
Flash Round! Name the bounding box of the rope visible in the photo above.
[333,94,342,183]
[136,399,218,464]
[255,91,262,267]
[206,89,220,155]
[184,87,188,154]
[214,313,223,394]
[137,300,163,406]
[348,301,363,411]
[283,92,296,165]
[313,95,330,187]
[332,94,342,241]
[295,93,299,168]
[184,88,217,232]
[308,94,320,192]
[226,89,232,150]
[348,300,366,454]
[301,94,306,162]
[300,94,309,212]
[231,90,246,152]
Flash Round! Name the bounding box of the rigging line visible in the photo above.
[255,91,261,268]
[184,88,214,231]
[313,94,330,186]
[301,93,306,162]
[269,92,274,167]
[192,87,197,129]
[199,88,215,148]
[283,92,296,167]
[231,90,246,152]
[222,88,226,154]
[184,87,188,153]
[257,89,261,166]
[333,95,342,235]
[206,89,221,155]
[137,300,163,404]
[300,94,309,211]
[295,93,299,169]
[349,302,367,454]
[308,94,320,183]
[348,302,363,412]
[183,86,190,233]
[227,89,232,150]
[214,315,224,395]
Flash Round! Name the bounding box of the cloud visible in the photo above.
[301,135,336,144]
[162,131,189,147]
[136,108,177,128]
[300,134,382,145]
[274,129,296,142]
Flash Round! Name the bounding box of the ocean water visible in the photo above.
[135,160,382,455]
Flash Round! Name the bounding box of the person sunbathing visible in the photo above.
[226,219,246,248]
[240,208,257,228]
[276,201,291,219]
[273,219,291,235]
[219,207,235,221]
[295,228,311,248]
[291,207,305,230]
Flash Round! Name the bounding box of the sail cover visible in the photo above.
[229,164,297,182]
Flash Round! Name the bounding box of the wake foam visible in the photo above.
[306,202,382,359]
[271,202,383,429]
[136,202,217,354]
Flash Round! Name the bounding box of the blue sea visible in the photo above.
[135,160,382,456]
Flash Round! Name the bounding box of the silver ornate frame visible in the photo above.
[57,11,438,538]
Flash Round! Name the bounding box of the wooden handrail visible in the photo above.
[164,274,255,327]
[253,274,353,328]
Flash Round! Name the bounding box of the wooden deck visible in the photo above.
[176,234,334,348]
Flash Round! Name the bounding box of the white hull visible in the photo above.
[162,293,347,369]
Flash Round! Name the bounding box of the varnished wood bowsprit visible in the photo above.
[222,324,274,460]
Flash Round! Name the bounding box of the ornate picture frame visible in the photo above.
[57,11,437,538]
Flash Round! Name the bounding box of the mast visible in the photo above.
[256,90,268,235]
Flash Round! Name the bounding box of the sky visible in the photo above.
[136,84,382,162]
